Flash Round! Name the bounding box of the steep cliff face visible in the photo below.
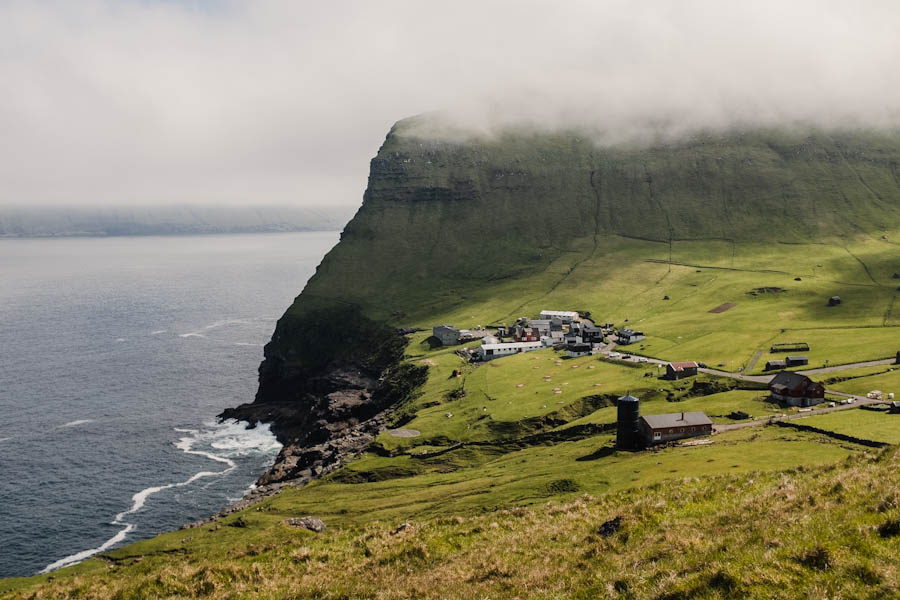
[224,117,900,484]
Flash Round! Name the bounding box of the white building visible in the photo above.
[478,341,544,361]
[539,310,579,323]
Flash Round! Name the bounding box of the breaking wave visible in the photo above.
[58,419,94,429]
[40,419,280,574]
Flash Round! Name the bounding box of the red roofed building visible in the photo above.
[665,361,699,380]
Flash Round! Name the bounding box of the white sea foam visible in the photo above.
[150,329,167,335]
[115,338,127,343]
[59,419,94,428]
[234,342,265,347]
[40,419,281,574]
[0,437,11,443]
[178,317,269,339]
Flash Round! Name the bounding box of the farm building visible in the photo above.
[433,325,461,346]
[616,394,642,449]
[666,361,699,380]
[581,325,605,345]
[617,328,645,345]
[890,401,900,414]
[564,332,584,345]
[828,296,842,306]
[768,371,826,407]
[640,412,713,446]
[540,310,579,323]
[770,342,810,353]
[765,360,787,371]
[530,319,564,341]
[786,355,808,367]
[565,343,591,358]
[478,341,543,361]
[512,326,541,342]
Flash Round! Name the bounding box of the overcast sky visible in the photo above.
[2,1,899,208]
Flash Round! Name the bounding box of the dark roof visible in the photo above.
[619,329,644,336]
[786,355,808,361]
[618,394,639,403]
[566,343,591,352]
[769,370,813,388]
[641,411,712,429]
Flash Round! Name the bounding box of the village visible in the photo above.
[433,310,900,450]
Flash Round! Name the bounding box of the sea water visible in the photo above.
[0,231,338,577]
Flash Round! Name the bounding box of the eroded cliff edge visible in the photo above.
[220,117,900,490]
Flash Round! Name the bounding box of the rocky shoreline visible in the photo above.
[182,407,395,529]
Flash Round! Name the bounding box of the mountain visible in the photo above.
[223,119,900,483]
[6,119,900,597]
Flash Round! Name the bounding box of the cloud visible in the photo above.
[2,0,899,207]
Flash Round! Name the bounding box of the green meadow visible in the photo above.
[798,409,900,445]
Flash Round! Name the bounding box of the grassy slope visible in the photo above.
[5,447,899,599]
[6,124,900,596]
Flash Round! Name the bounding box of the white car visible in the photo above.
[609,352,621,358]
[638,357,649,363]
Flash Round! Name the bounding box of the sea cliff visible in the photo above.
[222,118,900,487]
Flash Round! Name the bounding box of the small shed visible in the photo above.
[765,360,787,371]
[890,401,900,414]
[786,355,809,367]
[828,296,842,306]
[895,350,900,365]
[617,328,645,345]
[666,361,699,380]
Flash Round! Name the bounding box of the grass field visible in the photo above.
[409,233,900,374]
[797,409,900,444]
[828,368,900,397]
[4,442,897,599]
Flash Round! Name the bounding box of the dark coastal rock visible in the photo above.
[219,303,428,488]
[284,516,327,533]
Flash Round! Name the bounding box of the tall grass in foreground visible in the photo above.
[11,448,899,599]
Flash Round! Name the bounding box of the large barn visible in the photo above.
[639,412,713,445]
[768,371,826,407]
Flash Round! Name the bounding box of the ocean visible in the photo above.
[0,231,339,578]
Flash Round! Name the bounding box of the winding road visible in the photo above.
[599,348,897,433]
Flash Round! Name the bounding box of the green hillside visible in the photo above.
[260,121,900,403]
[6,121,900,597]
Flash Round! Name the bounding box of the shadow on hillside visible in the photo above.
[576,445,616,461]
